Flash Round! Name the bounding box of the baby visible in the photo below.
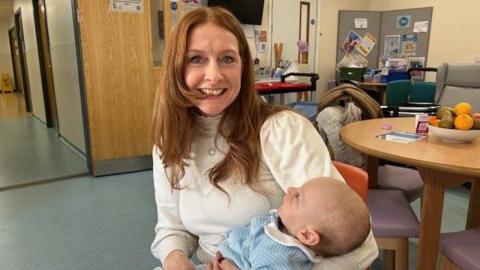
[214,177,371,270]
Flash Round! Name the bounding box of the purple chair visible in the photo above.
[367,189,420,270]
[378,164,424,203]
[439,229,480,270]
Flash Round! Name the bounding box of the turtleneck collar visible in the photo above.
[195,113,222,136]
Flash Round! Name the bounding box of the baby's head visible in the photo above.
[277,177,370,257]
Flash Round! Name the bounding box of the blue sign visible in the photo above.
[397,15,411,28]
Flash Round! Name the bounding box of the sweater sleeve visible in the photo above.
[260,111,379,269]
[150,147,198,265]
[260,110,344,191]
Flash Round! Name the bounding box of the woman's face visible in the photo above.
[184,23,242,117]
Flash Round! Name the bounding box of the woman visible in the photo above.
[151,7,377,270]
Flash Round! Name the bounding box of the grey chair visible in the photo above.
[435,63,480,112]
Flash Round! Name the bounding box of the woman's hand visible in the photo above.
[208,259,240,270]
[163,250,195,270]
[207,252,240,270]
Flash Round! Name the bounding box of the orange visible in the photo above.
[454,102,472,116]
[428,116,438,125]
[454,114,474,130]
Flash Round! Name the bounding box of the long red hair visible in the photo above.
[153,7,285,191]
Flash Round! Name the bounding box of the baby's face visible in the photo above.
[277,180,325,235]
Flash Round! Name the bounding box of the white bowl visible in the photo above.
[428,125,480,143]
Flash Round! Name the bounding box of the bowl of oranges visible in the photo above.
[428,102,480,143]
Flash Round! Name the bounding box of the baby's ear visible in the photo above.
[296,227,320,246]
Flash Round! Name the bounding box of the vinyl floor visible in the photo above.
[0,169,471,270]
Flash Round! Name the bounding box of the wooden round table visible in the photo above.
[340,117,480,270]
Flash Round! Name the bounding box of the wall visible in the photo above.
[316,0,372,95]
[13,0,46,122]
[0,18,14,82]
[370,0,480,68]
[46,0,85,153]
[249,0,270,67]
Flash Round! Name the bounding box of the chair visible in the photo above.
[287,101,318,122]
[382,67,438,117]
[332,161,420,270]
[410,80,436,103]
[367,189,419,270]
[317,83,424,203]
[377,165,424,203]
[438,229,480,270]
[383,63,480,116]
[332,160,368,201]
[335,79,384,104]
[377,69,433,204]
[256,72,319,105]
[385,80,413,107]
[435,63,480,112]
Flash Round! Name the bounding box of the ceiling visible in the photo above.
[0,0,13,21]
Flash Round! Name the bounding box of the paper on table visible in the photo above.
[377,131,426,144]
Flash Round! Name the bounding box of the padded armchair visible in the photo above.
[435,63,480,112]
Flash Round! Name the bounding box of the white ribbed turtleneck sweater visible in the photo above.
[151,110,345,264]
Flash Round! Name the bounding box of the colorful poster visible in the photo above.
[401,34,417,54]
[397,15,411,28]
[342,31,362,54]
[384,35,400,57]
[356,33,376,57]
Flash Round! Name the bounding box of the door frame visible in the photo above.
[8,27,21,93]
[14,8,33,112]
[71,0,92,172]
[270,0,318,72]
[32,0,59,129]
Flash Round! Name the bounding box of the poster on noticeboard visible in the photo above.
[342,31,362,54]
[401,34,417,55]
[384,35,400,57]
[356,33,376,57]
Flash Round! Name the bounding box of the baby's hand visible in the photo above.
[207,252,240,270]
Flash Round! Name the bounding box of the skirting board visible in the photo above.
[93,155,152,176]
